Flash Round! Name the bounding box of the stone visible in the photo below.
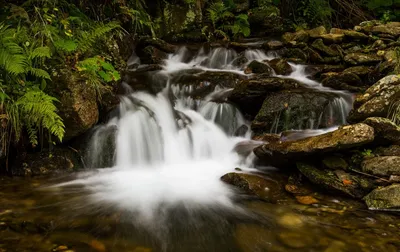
[362,156,400,176]
[263,40,284,50]
[251,90,338,134]
[322,72,364,92]
[319,34,345,44]
[322,156,349,170]
[246,60,273,74]
[343,66,374,78]
[330,28,369,40]
[363,117,400,143]
[53,69,98,140]
[375,145,400,156]
[344,53,382,65]
[349,75,400,122]
[305,65,346,79]
[282,30,309,43]
[229,77,302,116]
[297,163,376,199]
[307,26,327,38]
[282,48,308,62]
[277,213,304,228]
[140,46,168,64]
[305,47,324,63]
[371,22,400,37]
[254,124,375,166]
[311,39,340,57]
[278,232,313,249]
[267,58,292,75]
[221,172,277,199]
[364,184,400,210]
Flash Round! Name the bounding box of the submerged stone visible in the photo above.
[364,184,400,210]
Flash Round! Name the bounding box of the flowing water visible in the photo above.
[1,46,399,252]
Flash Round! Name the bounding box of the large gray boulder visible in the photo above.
[364,184,400,210]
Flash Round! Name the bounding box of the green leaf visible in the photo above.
[53,39,78,52]
[30,46,51,59]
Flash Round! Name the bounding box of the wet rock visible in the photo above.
[305,65,346,79]
[263,40,284,50]
[322,72,364,92]
[322,156,349,170]
[319,34,345,44]
[139,46,168,64]
[307,26,327,38]
[343,66,374,78]
[311,39,340,57]
[330,28,369,41]
[277,213,304,228]
[364,184,400,210]
[375,145,400,156]
[229,78,302,116]
[53,69,98,140]
[371,22,400,37]
[364,117,400,143]
[282,30,309,43]
[362,156,400,176]
[251,90,339,134]
[254,124,375,166]
[138,37,177,54]
[221,172,280,199]
[282,48,308,62]
[305,47,324,63]
[297,163,376,199]
[349,75,400,122]
[344,53,382,65]
[246,60,273,74]
[268,58,292,75]
[295,195,319,205]
[231,53,248,67]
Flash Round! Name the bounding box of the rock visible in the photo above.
[246,60,273,74]
[53,69,98,140]
[363,117,400,143]
[12,147,80,176]
[138,46,168,64]
[263,40,284,50]
[138,37,177,54]
[322,72,364,92]
[371,22,400,37]
[267,58,292,75]
[362,156,400,176]
[251,90,340,134]
[220,172,279,199]
[343,66,374,78]
[319,34,345,44]
[282,30,309,43]
[375,145,400,156]
[295,195,319,205]
[305,47,324,63]
[311,39,340,57]
[282,48,308,62]
[308,26,327,38]
[231,53,248,67]
[344,53,382,65]
[349,75,400,122]
[254,124,375,166]
[322,156,349,170]
[277,213,304,228]
[229,78,302,116]
[364,184,400,210]
[297,163,376,198]
[330,28,369,40]
[305,65,346,79]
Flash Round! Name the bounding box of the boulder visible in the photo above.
[363,117,400,143]
[263,40,284,50]
[53,69,99,141]
[267,58,292,75]
[322,72,365,92]
[305,47,324,63]
[330,28,369,40]
[282,48,308,62]
[371,22,400,37]
[311,39,340,57]
[305,65,346,79]
[322,156,349,170]
[319,34,345,44]
[307,26,327,38]
[251,90,339,134]
[254,123,375,166]
[282,30,309,43]
[362,156,400,177]
[229,78,302,116]
[364,184,400,210]
[246,60,273,74]
[221,172,283,200]
[343,66,374,78]
[344,53,382,65]
[138,46,168,64]
[375,145,400,156]
[297,163,376,199]
[349,75,400,122]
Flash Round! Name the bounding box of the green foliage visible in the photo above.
[204,2,250,41]
[365,0,400,22]
[361,149,374,157]
[296,0,333,28]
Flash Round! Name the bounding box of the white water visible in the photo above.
[58,45,355,220]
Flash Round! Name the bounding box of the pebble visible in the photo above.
[277,213,304,228]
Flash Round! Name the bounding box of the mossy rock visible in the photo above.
[344,53,382,65]
[364,184,400,210]
[362,156,400,176]
[268,58,292,75]
[246,60,273,74]
[311,39,340,57]
[322,156,349,170]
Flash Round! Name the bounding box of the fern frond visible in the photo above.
[53,39,78,52]
[29,67,51,80]
[29,46,51,60]
[77,21,120,53]
[26,123,38,146]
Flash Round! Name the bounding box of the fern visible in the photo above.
[77,21,121,53]
[16,90,65,142]
[29,46,51,60]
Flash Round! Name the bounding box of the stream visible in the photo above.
[1,46,399,252]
